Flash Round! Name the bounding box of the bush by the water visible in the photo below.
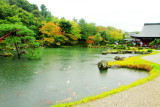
[147,49,153,53]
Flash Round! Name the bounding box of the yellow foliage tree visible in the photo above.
[110,30,123,40]
[39,22,66,46]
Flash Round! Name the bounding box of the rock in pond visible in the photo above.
[114,56,125,61]
[101,51,107,55]
[98,60,109,70]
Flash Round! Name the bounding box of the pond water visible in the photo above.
[0,48,148,107]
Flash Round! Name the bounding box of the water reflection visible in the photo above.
[99,69,108,75]
[0,57,43,89]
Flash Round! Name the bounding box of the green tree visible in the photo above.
[0,24,42,59]
[0,1,43,38]
[78,19,96,39]
[40,4,47,17]
[149,39,160,48]
[7,0,38,12]
[64,21,81,45]
[59,19,72,34]
[94,33,103,45]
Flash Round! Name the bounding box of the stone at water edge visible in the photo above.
[114,56,121,60]
[114,56,125,61]
[98,60,109,70]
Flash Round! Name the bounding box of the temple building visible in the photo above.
[131,23,160,46]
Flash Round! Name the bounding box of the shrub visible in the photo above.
[106,44,110,47]
[138,47,144,50]
[127,42,134,47]
[116,45,126,49]
[127,46,131,50]
[147,49,153,53]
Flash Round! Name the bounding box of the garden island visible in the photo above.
[1,0,160,107]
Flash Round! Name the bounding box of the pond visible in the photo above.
[0,48,148,107]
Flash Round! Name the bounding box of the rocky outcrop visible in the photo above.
[98,60,109,70]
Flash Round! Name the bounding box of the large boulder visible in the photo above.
[98,60,109,70]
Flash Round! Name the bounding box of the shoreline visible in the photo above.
[52,51,160,107]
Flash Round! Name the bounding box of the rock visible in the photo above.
[121,51,126,54]
[114,56,121,60]
[114,56,125,61]
[118,51,122,54]
[98,60,109,70]
[110,64,119,68]
[126,50,132,53]
[101,51,107,55]
[112,51,118,54]
[132,50,135,54]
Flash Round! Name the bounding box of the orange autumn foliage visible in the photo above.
[39,22,67,46]
[39,22,62,37]
[86,35,94,44]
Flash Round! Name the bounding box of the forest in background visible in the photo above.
[0,0,124,59]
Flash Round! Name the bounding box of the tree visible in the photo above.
[59,19,72,34]
[78,19,96,39]
[70,21,81,41]
[96,26,108,43]
[0,1,43,38]
[8,0,37,12]
[78,18,87,39]
[86,33,103,46]
[40,4,47,18]
[39,22,66,47]
[0,24,42,59]
[110,30,123,40]
[149,39,160,48]
[0,1,18,20]
[94,33,103,45]
[86,35,94,44]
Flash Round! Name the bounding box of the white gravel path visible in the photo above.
[141,53,160,64]
[75,53,160,107]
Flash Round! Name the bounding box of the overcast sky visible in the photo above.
[28,0,160,32]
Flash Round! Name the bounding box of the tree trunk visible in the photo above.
[14,42,21,59]
[0,32,12,42]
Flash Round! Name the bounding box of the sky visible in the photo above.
[27,0,160,32]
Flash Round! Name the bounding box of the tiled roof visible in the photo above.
[132,23,160,38]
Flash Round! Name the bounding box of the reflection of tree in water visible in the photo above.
[0,57,39,86]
